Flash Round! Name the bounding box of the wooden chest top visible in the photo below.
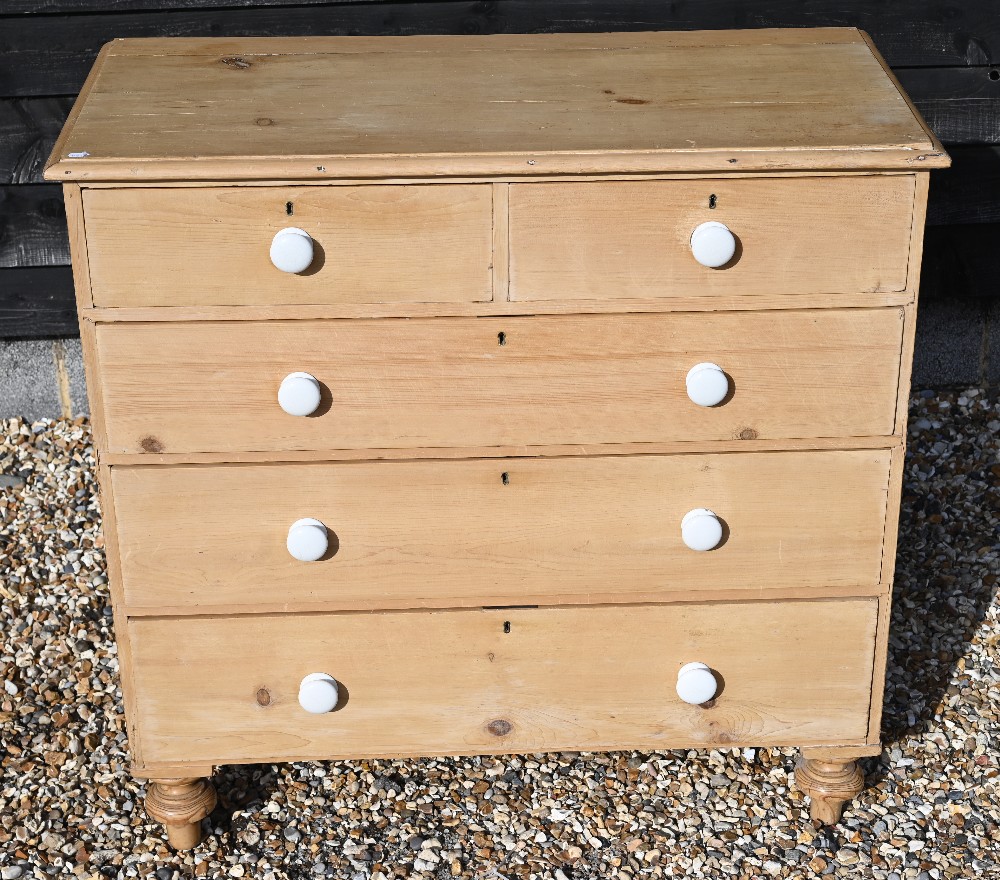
[45,28,947,182]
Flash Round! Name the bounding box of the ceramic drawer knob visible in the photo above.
[686,362,729,407]
[681,508,723,552]
[298,672,340,714]
[287,518,328,562]
[690,221,736,268]
[676,662,718,705]
[278,371,321,416]
[270,226,314,273]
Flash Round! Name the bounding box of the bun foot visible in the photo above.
[146,777,217,850]
[794,753,865,824]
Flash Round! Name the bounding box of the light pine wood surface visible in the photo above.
[128,599,878,766]
[43,30,947,182]
[509,176,916,299]
[83,185,494,307]
[110,449,891,613]
[43,26,948,844]
[77,290,915,325]
[93,309,905,456]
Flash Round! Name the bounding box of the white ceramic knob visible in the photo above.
[287,518,328,562]
[681,508,723,552]
[690,221,736,268]
[298,672,339,714]
[686,362,729,407]
[270,227,314,274]
[278,371,321,417]
[676,662,718,705]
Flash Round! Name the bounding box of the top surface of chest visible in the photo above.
[45,28,945,182]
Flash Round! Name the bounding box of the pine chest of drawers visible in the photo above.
[46,28,949,848]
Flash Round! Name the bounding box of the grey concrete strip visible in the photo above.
[987,301,1000,385]
[0,338,63,421]
[912,297,987,387]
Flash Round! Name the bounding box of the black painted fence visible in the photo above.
[1,0,998,343]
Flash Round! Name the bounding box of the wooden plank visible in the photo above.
[83,184,494,307]
[93,309,905,456]
[920,222,1000,299]
[97,433,901,467]
[0,98,74,184]
[5,0,346,12]
[44,33,944,180]
[927,146,1000,225]
[62,183,94,309]
[111,449,892,613]
[490,182,509,303]
[859,31,945,158]
[128,599,878,765]
[6,4,1000,99]
[77,290,916,322]
[509,176,916,299]
[94,457,146,766]
[897,66,1000,146]
[0,184,68,267]
[0,266,76,336]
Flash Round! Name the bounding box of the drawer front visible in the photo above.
[83,185,494,307]
[129,600,877,765]
[509,175,915,300]
[113,450,890,612]
[95,309,903,455]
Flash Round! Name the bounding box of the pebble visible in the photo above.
[1,394,998,878]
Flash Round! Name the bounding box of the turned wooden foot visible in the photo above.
[145,777,217,850]
[794,753,865,824]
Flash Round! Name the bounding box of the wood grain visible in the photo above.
[0,98,74,185]
[9,5,1000,98]
[77,289,916,323]
[94,309,905,455]
[0,266,76,337]
[83,185,493,307]
[128,599,879,765]
[44,31,944,180]
[97,434,901,469]
[0,185,68,268]
[898,66,1000,146]
[111,449,892,612]
[509,176,916,299]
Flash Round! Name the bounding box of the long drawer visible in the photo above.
[95,309,904,456]
[129,600,878,766]
[113,449,890,612]
[509,175,915,300]
[83,184,494,307]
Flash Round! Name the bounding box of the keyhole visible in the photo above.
[285,201,294,215]
[497,331,507,346]
[708,194,717,209]
[501,472,510,485]
[503,621,511,634]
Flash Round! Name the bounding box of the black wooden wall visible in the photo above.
[1,1,998,341]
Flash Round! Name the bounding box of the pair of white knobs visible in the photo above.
[268,223,736,275]
[286,508,722,561]
[296,664,716,713]
[277,363,729,418]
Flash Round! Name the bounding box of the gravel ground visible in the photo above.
[1,390,997,880]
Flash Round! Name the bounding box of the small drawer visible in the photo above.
[94,308,904,456]
[112,449,890,612]
[128,599,878,766]
[509,175,915,300]
[83,184,494,307]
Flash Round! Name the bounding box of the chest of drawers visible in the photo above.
[46,28,948,849]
